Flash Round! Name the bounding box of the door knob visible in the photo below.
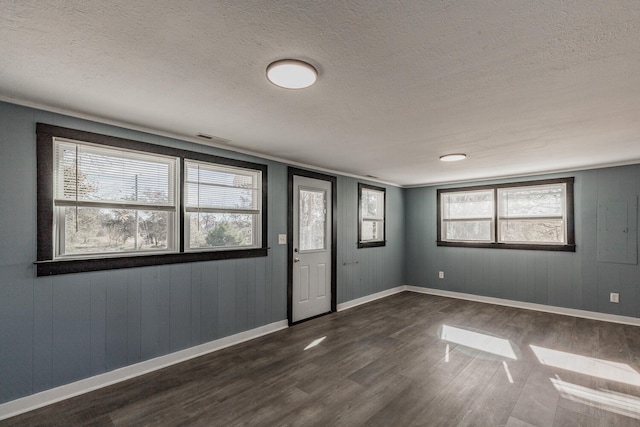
[294,257,300,263]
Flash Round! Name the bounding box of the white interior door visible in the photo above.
[292,175,332,322]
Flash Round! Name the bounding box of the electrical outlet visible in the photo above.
[610,292,619,303]
[438,271,445,279]
[278,234,287,245]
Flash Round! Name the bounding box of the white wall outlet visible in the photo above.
[278,234,287,245]
[438,271,445,279]
[610,292,619,303]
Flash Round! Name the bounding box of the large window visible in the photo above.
[53,139,179,257]
[358,183,386,248]
[437,178,575,251]
[37,123,267,276]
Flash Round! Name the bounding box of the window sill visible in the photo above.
[35,248,268,276]
[436,241,576,252]
[358,241,386,249]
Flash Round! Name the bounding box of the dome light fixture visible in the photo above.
[439,153,467,162]
[266,59,317,89]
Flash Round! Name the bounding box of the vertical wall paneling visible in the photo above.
[169,264,192,352]
[126,269,142,365]
[579,171,599,312]
[254,257,266,328]
[217,260,237,338]
[52,275,91,386]
[200,262,219,342]
[32,276,53,393]
[246,258,257,329]
[89,272,107,376]
[156,265,172,356]
[140,267,161,361]
[190,263,202,347]
[335,177,404,304]
[235,259,249,333]
[105,270,128,371]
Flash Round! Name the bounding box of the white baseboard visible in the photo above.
[337,286,405,311]
[406,286,640,327]
[0,320,288,421]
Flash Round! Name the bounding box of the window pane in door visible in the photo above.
[299,189,326,251]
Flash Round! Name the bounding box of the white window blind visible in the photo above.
[185,160,262,250]
[54,139,177,208]
[53,138,178,257]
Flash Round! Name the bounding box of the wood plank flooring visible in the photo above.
[6,292,640,426]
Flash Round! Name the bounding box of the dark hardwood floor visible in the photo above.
[6,292,640,426]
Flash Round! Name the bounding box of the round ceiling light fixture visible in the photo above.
[439,153,467,162]
[266,59,318,89]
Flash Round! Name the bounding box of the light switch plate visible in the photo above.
[278,234,287,245]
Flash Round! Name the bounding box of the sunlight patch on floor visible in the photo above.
[551,375,640,420]
[304,336,326,350]
[439,324,518,360]
[531,345,640,387]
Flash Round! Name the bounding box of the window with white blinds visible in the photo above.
[53,138,179,257]
[37,123,268,276]
[185,160,262,250]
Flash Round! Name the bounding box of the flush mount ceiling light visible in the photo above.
[266,59,317,89]
[440,153,467,162]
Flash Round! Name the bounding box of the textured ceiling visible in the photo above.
[1,0,639,186]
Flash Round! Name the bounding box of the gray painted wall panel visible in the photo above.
[254,257,266,327]
[126,270,142,364]
[246,258,257,329]
[335,177,405,303]
[90,272,107,376]
[200,262,219,343]
[405,167,640,319]
[52,276,91,386]
[235,259,249,333]
[0,267,34,402]
[33,277,53,393]
[169,264,192,352]
[217,260,237,337]
[190,263,202,346]
[105,270,128,371]
[140,268,161,361]
[156,265,172,356]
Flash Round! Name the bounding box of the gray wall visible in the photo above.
[405,167,640,318]
[337,177,405,303]
[0,101,405,404]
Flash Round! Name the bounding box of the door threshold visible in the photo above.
[290,311,333,326]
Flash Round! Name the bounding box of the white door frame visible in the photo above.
[287,167,337,326]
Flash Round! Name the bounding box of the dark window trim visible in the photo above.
[357,182,386,248]
[36,123,268,276]
[436,177,575,252]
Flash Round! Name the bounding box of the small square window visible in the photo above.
[358,183,386,248]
